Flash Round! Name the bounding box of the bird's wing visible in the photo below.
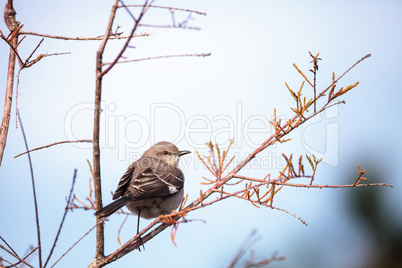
[112,162,135,200]
[125,164,184,201]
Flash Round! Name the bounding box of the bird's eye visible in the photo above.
[163,151,168,155]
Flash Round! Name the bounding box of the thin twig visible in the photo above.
[275,182,393,188]
[103,53,211,65]
[231,175,392,190]
[117,214,129,245]
[14,139,92,158]
[17,110,42,268]
[44,169,78,268]
[119,0,137,21]
[270,205,308,226]
[317,54,371,99]
[120,4,207,16]
[232,174,304,184]
[49,225,96,268]
[309,52,321,113]
[138,23,200,30]
[18,31,151,41]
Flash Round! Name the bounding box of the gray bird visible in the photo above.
[95,141,191,233]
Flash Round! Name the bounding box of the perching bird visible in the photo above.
[95,141,191,234]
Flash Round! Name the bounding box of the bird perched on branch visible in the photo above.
[95,141,191,235]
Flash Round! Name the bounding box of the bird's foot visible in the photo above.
[137,236,145,252]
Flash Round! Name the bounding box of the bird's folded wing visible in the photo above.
[126,166,184,200]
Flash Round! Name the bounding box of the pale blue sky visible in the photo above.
[1,1,401,267]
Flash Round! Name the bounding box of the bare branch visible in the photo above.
[232,174,392,189]
[103,53,211,65]
[92,2,155,262]
[308,51,321,113]
[270,205,308,226]
[276,182,393,188]
[0,2,19,166]
[93,0,121,262]
[120,4,207,16]
[14,139,92,158]
[138,23,200,30]
[19,31,152,41]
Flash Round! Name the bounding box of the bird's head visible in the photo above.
[142,141,191,167]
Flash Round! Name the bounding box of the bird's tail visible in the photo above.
[95,197,131,219]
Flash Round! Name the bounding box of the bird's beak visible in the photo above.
[179,150,191,156]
